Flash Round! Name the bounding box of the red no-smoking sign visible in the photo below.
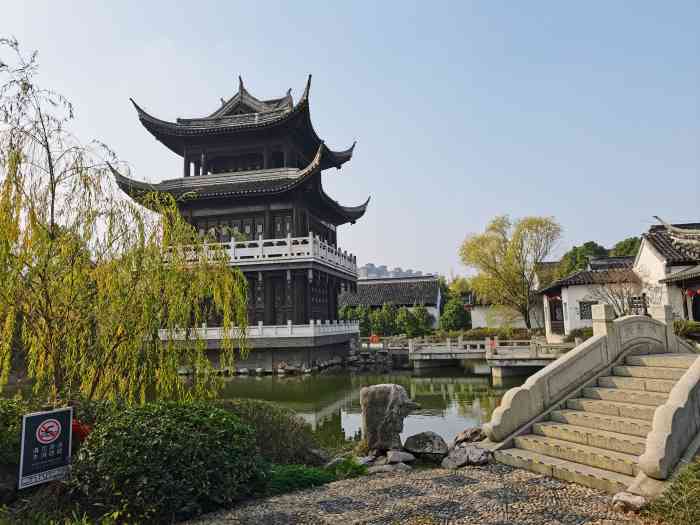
[36,418,62,445]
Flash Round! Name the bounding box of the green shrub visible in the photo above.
[0,399,25,468]
[674,320,700,340]
[644,459,700,525]
[218,398,321,465]
[325,456,367,479]
[265,464,335,496]
[564,327,593,343]
[70,401,268,523]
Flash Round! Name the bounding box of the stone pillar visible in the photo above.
[592,304,619,361]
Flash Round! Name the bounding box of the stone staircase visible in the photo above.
[494,353,698,494]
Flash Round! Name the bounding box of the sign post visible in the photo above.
[18,407,73,489]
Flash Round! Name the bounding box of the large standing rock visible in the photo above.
[404,431,449,461]
[386,450,416,464]
[360,384,419,452]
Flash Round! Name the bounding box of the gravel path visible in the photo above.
[187,463,652,525]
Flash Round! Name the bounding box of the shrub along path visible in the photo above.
[187,463,651,525]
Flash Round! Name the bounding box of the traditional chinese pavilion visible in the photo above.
[115,76,368,361]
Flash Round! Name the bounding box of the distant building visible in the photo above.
[358,263,433,280]
[540,256,638,342]
[339,276,442,328]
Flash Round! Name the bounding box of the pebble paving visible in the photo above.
[186,463,651,525]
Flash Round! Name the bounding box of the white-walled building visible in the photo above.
[540,219,700,342]
[634,219,700,321]
[540,257,638,342]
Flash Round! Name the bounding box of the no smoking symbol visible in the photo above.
[36,418,62,445]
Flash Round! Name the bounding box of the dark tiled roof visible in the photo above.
[339,277,440,308]
[539,268,639,294]
[645,223,700,265]
[660,264,700,284]
[588,256,634,270]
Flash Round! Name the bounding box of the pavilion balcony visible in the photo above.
[189,232,357,276]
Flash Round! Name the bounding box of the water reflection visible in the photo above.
[219,369,523,444]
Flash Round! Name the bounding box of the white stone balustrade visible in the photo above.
[160,319,360,341]
[192,232,357,275]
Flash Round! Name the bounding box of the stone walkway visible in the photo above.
[187,464,652,525]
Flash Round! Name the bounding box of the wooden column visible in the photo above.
[264,274,274,325]
[286,270,294,323]
[264,206,272,238]
[263,146,270,169]
[306,269,313,323]
[201,151,207,176]
[183,155,189,177]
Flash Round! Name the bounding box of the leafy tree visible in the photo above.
[460,215,561,329]
[0,39,248,404]
[338,305,355,322]
[448,276,471,300]
[370,304,397,336]
[412,305,435,335]
[354,305,371,337]
[610,236,641,257]
[439,297,470,331]
[558,241,608,276]
[395,307,416,336]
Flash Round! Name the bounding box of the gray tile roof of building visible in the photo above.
[539,268,639,294]
[644,222,700,265]
[339,276,440,308]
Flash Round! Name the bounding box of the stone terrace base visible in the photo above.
[184,463,643,525]
[206,336,356,371]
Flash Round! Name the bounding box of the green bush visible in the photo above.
[325,456,367,479]
[564,327,593,343]
[0,399,25,468]
[439,298,470,331]
[644,459,700,525]
[674,320,700,340]
[265,464,335,496]
[70,401,268,523]
[218,398,321,465]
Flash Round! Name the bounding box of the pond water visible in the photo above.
[218,369,524,446]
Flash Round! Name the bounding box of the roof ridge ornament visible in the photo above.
[301,74,312,101]
[654,216,700,244]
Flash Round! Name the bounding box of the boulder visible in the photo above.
[360,384,419,452]
[307,448,331,466]
[440,444,491,469]
[441,446,470,469]
[612,492,646,513]
[404,431,449,459]
[356,455,376,467]
[386,450,416,464]
[452,427,486,448]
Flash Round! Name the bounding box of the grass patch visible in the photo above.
[644,460,700,525]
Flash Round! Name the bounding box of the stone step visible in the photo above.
[514,434,639,476]
[598,375,676,393]
[550,409,652,437]
[625,354,698,369]
[582,387,667,406]
[566,398,658,421]
[613,365,687,381]
[494,448,636,494]
[532,421,647,456]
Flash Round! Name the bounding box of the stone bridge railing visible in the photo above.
[484,305,690,444]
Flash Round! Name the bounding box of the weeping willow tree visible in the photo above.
[0,38,248,405]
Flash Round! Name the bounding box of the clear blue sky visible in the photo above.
[3,1,699,277]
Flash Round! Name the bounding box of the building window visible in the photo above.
[563,302,568,321]
[579,301,597,320]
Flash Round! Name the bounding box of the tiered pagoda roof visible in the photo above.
[129,75,355,170]
[114,76,370,225]
[113,144,369,224]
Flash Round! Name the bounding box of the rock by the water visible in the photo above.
[441,444,490,469]
[612,492,646,512]
[404,431,449,459]
[465,445,491,465]
[360,384,419,451]
[441,447,470,469]
[386,450,416,464]
[356,455,375,466]
[452,427,486,448]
